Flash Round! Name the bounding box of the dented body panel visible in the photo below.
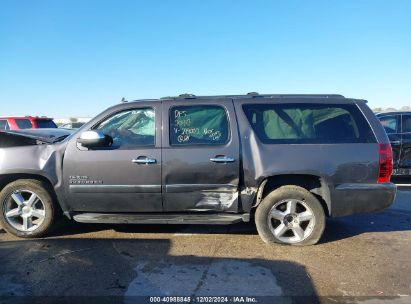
[0,128,73,147]
[161,98,241,212]
[0,95,396,220]
[233,97,396,216]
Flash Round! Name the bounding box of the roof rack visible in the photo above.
[24,115,53,119]
[263,94,345,99]
[178,93,196,99]
[246,92,259,96]
[134,93,347,103]
[160,93,197,99]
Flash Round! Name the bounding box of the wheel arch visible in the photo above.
[0,173,66,216]
[253,174,331,217]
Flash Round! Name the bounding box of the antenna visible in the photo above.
[121,97,128,103]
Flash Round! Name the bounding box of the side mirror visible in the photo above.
[77,130,113,148]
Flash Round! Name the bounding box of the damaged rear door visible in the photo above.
[162,98,240,212]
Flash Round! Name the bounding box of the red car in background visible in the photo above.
[0,116,57,131]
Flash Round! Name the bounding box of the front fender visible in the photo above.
[0,143,69,214]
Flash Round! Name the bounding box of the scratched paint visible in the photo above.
[195,192,239,209]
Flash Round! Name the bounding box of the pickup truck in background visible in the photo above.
[0,94,396,245]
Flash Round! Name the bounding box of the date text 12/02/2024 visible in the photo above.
[149,296,258,303]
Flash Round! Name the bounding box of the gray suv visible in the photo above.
[0,94,396,245]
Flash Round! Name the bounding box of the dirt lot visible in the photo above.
[0,188,410,304]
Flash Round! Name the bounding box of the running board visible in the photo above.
[73,213,250,225]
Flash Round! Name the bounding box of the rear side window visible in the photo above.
[243,103,376,144]
[36,120,57,128]
[15,119,33,129]
[0,120,10,130]
[378,115,398,134]
[169,105,229,145]
[402,115,411,133]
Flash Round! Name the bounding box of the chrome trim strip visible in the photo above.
[73,212,246,225]
[70,185,161,193]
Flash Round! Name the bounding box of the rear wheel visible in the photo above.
[0,179,55,238]
[255,185,325,246]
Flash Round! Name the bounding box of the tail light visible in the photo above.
[378,144,393,183]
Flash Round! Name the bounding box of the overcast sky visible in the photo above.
[0,0,410,117]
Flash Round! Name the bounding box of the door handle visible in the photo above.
[391,141,401,145]
[210,156,235,163]
[132,157,157,164]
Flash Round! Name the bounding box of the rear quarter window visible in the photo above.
[15,119,33,129]
[242,103,376,144]
[36,120,57,128]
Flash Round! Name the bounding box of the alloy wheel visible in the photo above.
[4,190,46,232]
[267,199,316,244]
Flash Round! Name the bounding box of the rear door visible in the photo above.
[161,99,240,212]
[399,114,411,172]
[378,114,401,169]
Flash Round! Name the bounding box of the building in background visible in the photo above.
[54,117,92,129]
[54,117,91,126]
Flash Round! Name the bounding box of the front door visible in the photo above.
[63,102,162,212]
[378,114,401,170]
[161,99,240,212]
[399,114,411,172]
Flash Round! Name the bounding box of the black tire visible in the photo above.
[255,185,325,246]
[0,179,55,238]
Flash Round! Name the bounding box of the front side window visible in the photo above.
[15,119,33,129]
[169,105,230,146]
[378,115,398,134]
[95,108,155,148]
[0,120,9,130]
[243,103,376,144]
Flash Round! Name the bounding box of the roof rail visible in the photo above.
[264,94,345,99]
[129,93,347,103]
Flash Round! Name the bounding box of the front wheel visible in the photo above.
[0,179,55,238]
[255,185,325,246]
